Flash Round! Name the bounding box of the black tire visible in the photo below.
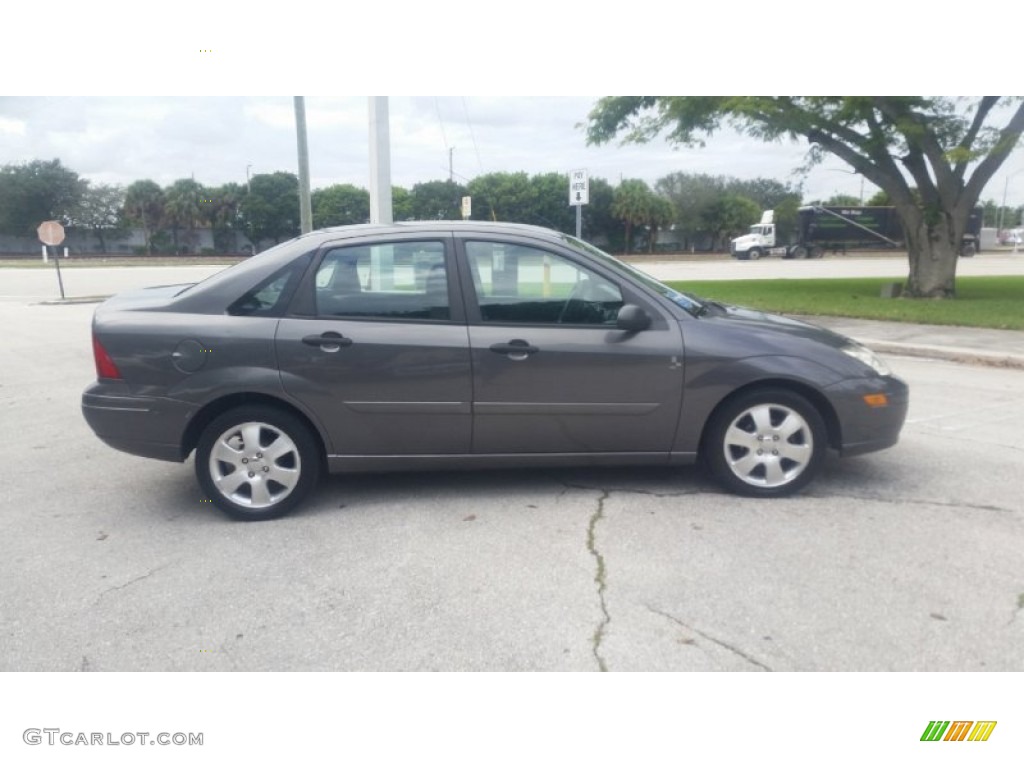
[790,245,808,260]
[961,243,976,258]
[702,389,827,498]
[195,405,321,521]
[748,248,762,261]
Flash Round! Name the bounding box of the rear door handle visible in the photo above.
[302,332,353,352]
[489,339,538,361]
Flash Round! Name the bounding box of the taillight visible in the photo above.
[92,334,122,379]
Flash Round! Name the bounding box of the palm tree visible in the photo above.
[647,196,675,254]
[123,180,165,255]
[164,178,205,254]
[611,179,654,255]
[203,183,245,253]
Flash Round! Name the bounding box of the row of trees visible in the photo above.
[2,155,1021,259]
[0,158,809,255]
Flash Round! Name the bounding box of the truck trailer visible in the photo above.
[730,206,982,260]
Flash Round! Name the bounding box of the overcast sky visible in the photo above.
[2,95,1022,207]
[2,4,1022,208]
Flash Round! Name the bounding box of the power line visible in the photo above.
[461,97,485,176]
[434,97,449,154]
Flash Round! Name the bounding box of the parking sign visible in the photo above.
[569,169,589,206]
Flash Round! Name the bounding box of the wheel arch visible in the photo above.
[698,378,842,456]
[181,392,329,464]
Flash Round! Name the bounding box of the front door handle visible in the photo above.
[489,339,538,361]
[302,332,353,352]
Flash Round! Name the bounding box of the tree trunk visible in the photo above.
[900,205,963,298]
[624,222,632,255]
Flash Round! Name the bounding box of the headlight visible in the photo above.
[842,344,891,376]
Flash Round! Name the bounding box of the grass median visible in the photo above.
[666,276,1024,330]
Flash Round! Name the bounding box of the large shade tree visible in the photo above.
[240,172,300,247]
[72,182,125,253]
[586,97,1024,297]
[0,158,86,236]
[311,184,370,228]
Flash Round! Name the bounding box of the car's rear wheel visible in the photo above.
[196,406,320,521]
[703,389,826,497]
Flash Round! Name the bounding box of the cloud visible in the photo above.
[0,116,26,135]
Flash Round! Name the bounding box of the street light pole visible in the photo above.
[294,96,313,234]
[998,169,1024,235]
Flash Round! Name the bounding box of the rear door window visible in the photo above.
[314,240,451,321]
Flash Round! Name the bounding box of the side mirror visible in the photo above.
[616,304,651,332]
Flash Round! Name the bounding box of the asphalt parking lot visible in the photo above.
[1,268,1022,672]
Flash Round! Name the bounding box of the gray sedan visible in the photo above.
[82,221,908,520]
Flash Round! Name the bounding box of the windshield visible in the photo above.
[561,234,705,316]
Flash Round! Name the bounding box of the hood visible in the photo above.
[708,302,852,348]
[684,301,876,380]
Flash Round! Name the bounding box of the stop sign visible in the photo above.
[37,220,66,246]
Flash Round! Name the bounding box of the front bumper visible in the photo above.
[825,374,910,457]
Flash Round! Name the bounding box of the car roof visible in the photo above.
[296,220,570,245]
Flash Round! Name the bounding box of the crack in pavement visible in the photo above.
[94,562,176,605]
[562,482,707,499]
[646,605,772,671]
[556,481,724,672]
[1010,594,1024,626]
[587,489,611,672]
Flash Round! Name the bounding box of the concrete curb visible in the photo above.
[858,341,1024,370]
[36,296,110,305]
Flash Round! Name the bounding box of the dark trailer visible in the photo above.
[796,206,981,257]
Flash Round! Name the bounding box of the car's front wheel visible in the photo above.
[703,389,826,497]
[196,406,321,521]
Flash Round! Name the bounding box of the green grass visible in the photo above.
[667,276,1024,330]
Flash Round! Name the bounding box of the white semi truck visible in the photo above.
[730,206,981,260]
[729,210,807,260]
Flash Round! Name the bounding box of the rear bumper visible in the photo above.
[825,374,910,457]
[82,382,193,462]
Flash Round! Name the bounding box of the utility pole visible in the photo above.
[294,97,312,234]
[449,147,454,183]
[368,97,393,225]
